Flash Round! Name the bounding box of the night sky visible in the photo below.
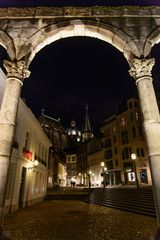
[20,38,136,135]
[1,1,160,136]
[0,0,160,7]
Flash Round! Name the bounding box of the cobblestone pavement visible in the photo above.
[3,200,157,240]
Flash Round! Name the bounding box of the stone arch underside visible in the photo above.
[25,20,139,66]
[0,30,15,60]
[0,7,160,66]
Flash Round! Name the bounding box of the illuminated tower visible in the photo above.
[82,104,94,142]
[66,119,81,142]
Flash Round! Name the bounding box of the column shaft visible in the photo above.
[137,76,160,224]
[0,60,30,236]
[0,77,22,230]
[129,58,160,225]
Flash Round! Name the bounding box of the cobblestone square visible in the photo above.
[3,200,157,240]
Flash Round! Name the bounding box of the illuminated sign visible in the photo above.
[23,149,32,160]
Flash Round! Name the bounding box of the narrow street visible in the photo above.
[3,200,157,240]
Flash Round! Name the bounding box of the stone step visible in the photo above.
[86,188,156,217]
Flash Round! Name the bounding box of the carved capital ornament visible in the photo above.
[129,58,155,81]
[3,60,30,81]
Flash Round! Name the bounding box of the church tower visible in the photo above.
[82,104,94,142]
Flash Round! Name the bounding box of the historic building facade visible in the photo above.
[86,138,103,187]
[100,98,152,186]
[0,69,52,214]
[39,113,68,188]
[6,98,52,213]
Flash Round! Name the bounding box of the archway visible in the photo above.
[21,36,137,132]
[0,6,160,237]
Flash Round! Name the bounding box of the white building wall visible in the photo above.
[0,69,52,213]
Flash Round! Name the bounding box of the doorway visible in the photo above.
[19,167,26,208]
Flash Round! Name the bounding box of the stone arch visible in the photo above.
[0,30,15,61]
[143,26,160,57]
[20,19,140,66]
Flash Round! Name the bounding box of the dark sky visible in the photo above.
[20,37,160,136]
[1,1,160,136]
[0,0,160,7]
[22,37,136,133]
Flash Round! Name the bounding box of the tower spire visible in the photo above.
[84,104,91,132]
[82,104,94,142]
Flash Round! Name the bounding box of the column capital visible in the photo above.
[129,58,155,81]
[3,60,30,81]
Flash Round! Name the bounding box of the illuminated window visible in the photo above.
[120,117,126,126]
[135,112,139,120]
[128,172,135,182]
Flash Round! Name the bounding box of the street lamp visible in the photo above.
[28,159,39,170]
[101,161,105,167]
[101,162,105,188]
[79,173,82,185]
[131,153,140,189]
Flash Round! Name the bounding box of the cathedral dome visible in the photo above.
[66,120,81,142]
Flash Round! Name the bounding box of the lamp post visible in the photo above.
[131,153,140,189]
[79,173,82,185]
[88,171,92,189]
[101,162,105,188]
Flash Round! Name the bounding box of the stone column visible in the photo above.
[129,58,160,225]
[0,60,30,236]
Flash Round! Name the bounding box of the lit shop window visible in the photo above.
[128,172,135,182]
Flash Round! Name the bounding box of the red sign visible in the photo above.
[23,149,32,160]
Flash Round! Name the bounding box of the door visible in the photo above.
[19,167,26,207]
